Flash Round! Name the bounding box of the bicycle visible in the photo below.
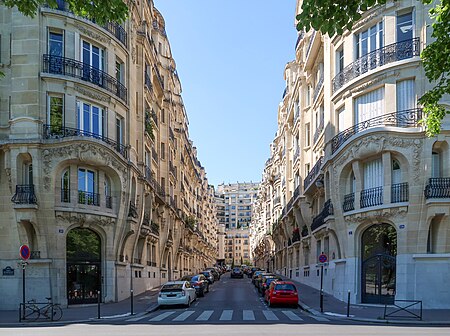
[23,297,63,321]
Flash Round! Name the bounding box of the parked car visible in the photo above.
[179,274,210,297]
[158,281,197,307]
[260,276,282,296]
[252,270,265,285]
[201,270,215,284]
[254,272,273,289]
[230,267,244,278]
[205,267,221,281]
[264,281,298,307]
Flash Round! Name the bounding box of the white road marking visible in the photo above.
[219,310,233,321]
[282,310,303,321]
[172,311,195,321]
[243,310,255,321]
[126,314,149,322]
[310,315,330,322]
[262,310,279,321]
[196,310,214,321]
[149,311,176,322]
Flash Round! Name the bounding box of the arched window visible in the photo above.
[104,176,111,208]
[61,168,70,202]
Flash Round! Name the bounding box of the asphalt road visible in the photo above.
[2,276,450,335]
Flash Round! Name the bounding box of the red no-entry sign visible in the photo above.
[19,245,30,261]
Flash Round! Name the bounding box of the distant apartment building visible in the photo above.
[215,182,259,265]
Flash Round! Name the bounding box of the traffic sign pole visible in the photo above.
[19,245,30,320]
[318,253,327,313]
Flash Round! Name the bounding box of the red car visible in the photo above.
[264,281,298,307]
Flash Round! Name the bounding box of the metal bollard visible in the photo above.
[97,290,101,319]
[347,290,351,317]
[130,289,134,315]
[320,289,324,313]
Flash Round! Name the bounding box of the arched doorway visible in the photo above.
[361,223,397,304]
[66,228,101,304]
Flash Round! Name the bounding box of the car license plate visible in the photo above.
[166,294,176,297]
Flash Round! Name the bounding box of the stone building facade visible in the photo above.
[252,0,450,308]
[0,1,217,309]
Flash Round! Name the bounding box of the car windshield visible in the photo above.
[191,275,200,281]
[275,284,296,291]
[161,283,183,292]
[233,268,241,272]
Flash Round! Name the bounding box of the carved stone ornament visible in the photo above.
[131,46,137,64]
[75,23,110,44]
[344,207,408,224]
[56,212,116,227]
[42,143,128,191]
[75,85,111,103]
[352,6,386,31]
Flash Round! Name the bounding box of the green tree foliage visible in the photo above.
[296,0,450,135]
[2,0,128,25]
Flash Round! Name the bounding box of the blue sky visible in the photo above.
[154,1,298,186]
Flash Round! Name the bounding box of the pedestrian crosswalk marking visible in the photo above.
[282,310,303,321]
[310,315,330,322]
[196,310,214,321]
[242,310,255,320]
[219,310,233,321]
[149,311,175,321]
[126,313,149,322]
[262,310,279,321]
[173,310,195,321]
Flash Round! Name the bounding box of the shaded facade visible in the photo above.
[0,1,217,309]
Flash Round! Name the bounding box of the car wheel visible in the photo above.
[206,284,210,293]
[200,289,205,297]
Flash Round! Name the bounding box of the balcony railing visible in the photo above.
[128,201,138,218]
[313,117,324,144]
[43,54,127,102]
[78,190,100,206]
[424,178,450,199]
[152,148,158,162]
[331,108,423,154]
[61,188,70,203]
[360,186,383,208]
[43,124,128,158]
[11,185,37,204]
[47,1,128,48]
[303,156,323,191]
[343,193,355,212]
[148,175,166,198]
[332,38,420,93]
[311,199,334,232]
[392,182,409,203]
[145,72,152,91]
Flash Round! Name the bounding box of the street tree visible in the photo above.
[1,0,128,25]
[296,0,450,136]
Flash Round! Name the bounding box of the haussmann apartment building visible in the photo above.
[0,0,218,309]
[251,0,450,308]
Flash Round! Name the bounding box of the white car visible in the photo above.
[157,281,197,307]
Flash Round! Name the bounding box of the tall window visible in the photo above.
[115,58,124,84]
[396,79,415,111]
[104,176,112,208]
[61,168,70,202]
[432,152,441,178]
[161,142,165,160]
[77,101,105,137]
[116,116,123,145]
[354,87,385,124]
[48,31,63,57]
[397,12,413,42]
[48,95,64,133]
[364,158,383,189]
[82,41,104,85]
[356,22,383,59]
[338,107,346,133]
[336,47,344,74]
[392,159,401,185]
[78,168,98,205]
[305,123,311,147]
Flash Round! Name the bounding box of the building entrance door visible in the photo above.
[361,223,397,304]
[66,228,102,305]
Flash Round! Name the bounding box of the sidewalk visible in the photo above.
[282,275,450,325]
[0,287,160,326]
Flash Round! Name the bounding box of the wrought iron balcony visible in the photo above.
[152,148,158,162]
[313,117,324,144]
[293,185,301,200]
[46,1,127,48]
[128,201,138,218]
[311,199,334,232]
[360,186,383,208]
[392,182,409,203]
[43,124,128,158]
[61,188,70,203]
[148,175,166,199]
[43,54,127,102]
[424,178,450,199]
[331,108,422,154]
[332,38,420,93]
[12,185,37,204]
[312,74,324,104]
[78,190,100,206]
[30,251,41,259]
[343,193,355,212]
[145,72,152,91]
[303,156,323,191]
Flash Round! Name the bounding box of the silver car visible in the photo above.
[157,281,197,307]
